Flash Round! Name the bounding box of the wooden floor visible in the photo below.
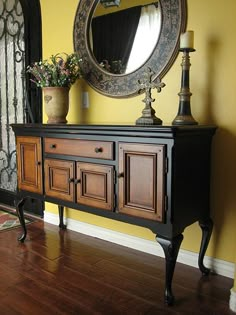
[0,219,234,315]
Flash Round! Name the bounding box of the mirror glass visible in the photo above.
[73,0,187,98]
[90,1,161,75]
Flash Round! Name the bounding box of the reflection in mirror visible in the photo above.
[73,0,187,98]
[90,1,161,74]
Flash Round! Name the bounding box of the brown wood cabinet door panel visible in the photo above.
[76,162,114,210]
[16,136,42,194]
[119,143,165,222]
[127,153,156,209]
[44,138,114,160]
[45,159,74,202]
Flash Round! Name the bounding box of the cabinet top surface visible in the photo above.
[11,123,217,138]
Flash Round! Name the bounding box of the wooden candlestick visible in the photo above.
[172,48,198,125]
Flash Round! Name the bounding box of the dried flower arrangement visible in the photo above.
[27,53,83,88]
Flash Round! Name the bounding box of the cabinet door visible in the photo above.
[119,143,165,222]
[45,159,74,202]
[76,162,114,210]
[16,136,42,194]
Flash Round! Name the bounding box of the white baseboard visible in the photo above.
[44,211,235,279]
[230,289,236,313]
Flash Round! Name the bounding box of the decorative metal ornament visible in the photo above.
[0,0,26,193]
[136,68,165,125]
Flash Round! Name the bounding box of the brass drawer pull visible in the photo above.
[94,147,103,153]
[50,144,56,149]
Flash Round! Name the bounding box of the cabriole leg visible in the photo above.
[198,218,213,275]
[157,234,183,306]
[58,205,66,229]
[16,197,27,242]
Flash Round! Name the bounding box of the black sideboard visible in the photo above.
[11,123,217,305]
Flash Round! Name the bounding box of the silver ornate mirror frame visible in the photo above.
[73,0,187,98]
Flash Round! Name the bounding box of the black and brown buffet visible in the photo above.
[11,123,216,305]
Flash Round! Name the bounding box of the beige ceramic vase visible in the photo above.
[43,87,69,124]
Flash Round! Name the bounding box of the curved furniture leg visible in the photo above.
[198,218,213,275]
[16,197,27,242]
[58,205,66,229]
[157,234,183,306]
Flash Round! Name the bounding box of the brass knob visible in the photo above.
[50,144,56,149]
[36,161,41,166]
[74,179,81,184]
[94,147,103,153]
[68,178,74,183]
[118,172,124,178]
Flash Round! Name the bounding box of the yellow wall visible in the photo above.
[40,0,236,281]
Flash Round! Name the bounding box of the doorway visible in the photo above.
[0,0,43,215]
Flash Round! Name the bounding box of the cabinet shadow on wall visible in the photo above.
[201,38,236,264]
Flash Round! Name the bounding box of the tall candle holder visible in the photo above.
[172,48,198,125]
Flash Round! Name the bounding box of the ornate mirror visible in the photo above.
[73,0,187,98]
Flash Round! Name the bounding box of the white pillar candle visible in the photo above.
[180,30,194,49]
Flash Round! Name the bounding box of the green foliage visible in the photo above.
[27,53,83,88]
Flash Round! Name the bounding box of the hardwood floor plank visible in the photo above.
[0,220,234,315]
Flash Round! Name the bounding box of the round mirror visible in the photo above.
[73,0,187,98]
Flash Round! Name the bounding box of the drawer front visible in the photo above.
[44,138,114,160]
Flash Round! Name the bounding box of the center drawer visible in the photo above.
[44,138,114,160]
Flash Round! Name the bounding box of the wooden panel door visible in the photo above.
[16,136,42,194]
[119,143,165,222]
[76,162,114,210]
[45,159,74,202]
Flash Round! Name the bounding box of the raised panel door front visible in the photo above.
[16,136,42,194]
[45,159,74,202]
[76,162,114,210]
[119,143,165,222]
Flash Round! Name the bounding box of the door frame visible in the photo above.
[0,0,43,215]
